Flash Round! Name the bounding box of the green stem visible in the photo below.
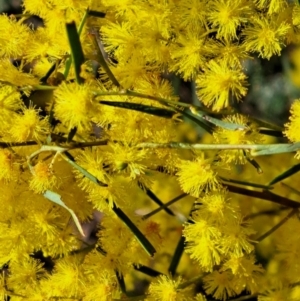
[134,142,300,156]
[61,151,108,187]
[226,184,300,208]
[137,142,258,150]
[0,141,38,148]
[220,177,272,190]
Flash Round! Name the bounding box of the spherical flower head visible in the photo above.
[146,275,187,301]
[0,60,40,87]
[29,161,58,193]
[208,0,252,40]
[169,29,208,81]
[255,0,288,15]
[220,215,255,258]
[54,82,100,132]
[0,85,22,117]
[284,99,300,142]
[9,106,49,142]
[258,286,291,301]
[195,293,207,301]
[0,149,18,182]
[183,218,223,271]
[222,254,263,276]
[208,39,250,68]
[83,270,119,301]
[50,257,84,297]
[242,16,290,60]
[196,60,247,112]
[135,74,175,100]
[107,142,147,179]
[88,177,129,212]
[74,149,130,211]
[284,99,300,158]
[213,114,263,164]
[200,189,236,221]
[74,148,108,192]
[8,257,47,292]
[203,270,236,300]
[101,21,141,62]
[221,254,264,294]
[0,14,32,58]
[174,0,207,32]
[293,4,300,27]
[176,153,221,197]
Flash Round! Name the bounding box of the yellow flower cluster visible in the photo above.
[0,0,300,300]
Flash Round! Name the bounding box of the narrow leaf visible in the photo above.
[88,10,106,18]
[169,204,195,275]
[62,152,155,256]
[251,142,300,156]
[48,101,58,128]
[243,150,263,174]
[190,106,246,131]
[66,21,85,84]
[168,236,185,276]
[133,264,163,277]
[112,203,156,257]
[269,163,300,186]
[180,110,213,134]
[64,10,89,79]
[99,100,175,119]
[258,129,284,137]
[78,9,90,35]
[220,177,272,190]
[96,245,107,256]
[226,184,300,208]
[249,117,283,131]
[43,190,85,237]
[0,141,37,148]
[40,62,59,84]
[62,152,108,187]
[115,271,126,294]
[67,127,77,143]
[88,29,120,87]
